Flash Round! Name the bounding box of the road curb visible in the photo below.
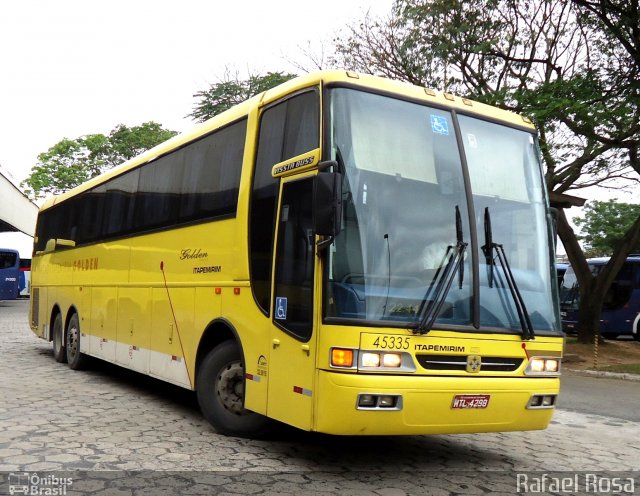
[565,368,640,382]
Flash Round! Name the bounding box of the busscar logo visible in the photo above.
[273,156,315,175]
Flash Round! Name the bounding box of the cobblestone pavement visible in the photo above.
[1,300,638,495]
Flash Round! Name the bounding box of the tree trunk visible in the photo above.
[576,285,603,344]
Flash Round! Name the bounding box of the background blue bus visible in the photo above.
[19,257,31,297]
[560,255,640,340]
[0,249,20,300]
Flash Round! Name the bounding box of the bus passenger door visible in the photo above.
[268,177,317,430]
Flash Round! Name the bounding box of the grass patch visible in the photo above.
[598,363,640,374]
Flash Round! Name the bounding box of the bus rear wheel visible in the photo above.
[52,313,67,363]
[196,341,270,437]
[66,313,89,370]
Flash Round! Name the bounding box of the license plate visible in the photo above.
[451,394,490,409]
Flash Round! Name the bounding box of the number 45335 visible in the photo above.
[372,335,410,350]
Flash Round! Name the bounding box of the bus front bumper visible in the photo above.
[314,370,559,435]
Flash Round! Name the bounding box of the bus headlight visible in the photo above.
[330,349,416,372]
[382,353,402,368]
[360,352,403,369]
[361,352,381,367]
[525,357,561,375]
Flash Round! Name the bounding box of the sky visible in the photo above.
[0,0,636,256]
[0,0,393,185]
[0,0,392,256]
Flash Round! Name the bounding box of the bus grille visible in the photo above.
[416,354,523,372]
[31,288,39,328]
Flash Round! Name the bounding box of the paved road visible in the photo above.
[558,370,640,422]
[1,299,638,495]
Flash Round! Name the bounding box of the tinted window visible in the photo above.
[34,118,247,252]
[135,152,183,230]
[103,169,138,236]
[180,119,246,221]
[250,89,320,314]
[0,252,17,269]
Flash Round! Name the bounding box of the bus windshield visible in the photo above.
[0,251,18,270]
[324,88,560,335]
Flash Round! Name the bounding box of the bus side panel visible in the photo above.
[31,286,47,339]
[79,287,92,352]
[192,286,222,383]
[89,287,118,362]
[149,287,193,388]
[115,288,152,375]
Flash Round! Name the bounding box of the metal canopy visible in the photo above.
[0,170,38,236]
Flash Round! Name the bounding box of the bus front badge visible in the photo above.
[466,355,481,373]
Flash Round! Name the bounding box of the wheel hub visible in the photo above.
[216,362,246,415]
[68,326,79,357]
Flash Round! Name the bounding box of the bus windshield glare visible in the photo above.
[325,88,560,335]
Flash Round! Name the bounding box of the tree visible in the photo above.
[188,70,296,123]
[22,122,177,199]
[574,200,640,257]
[330,0,640,342]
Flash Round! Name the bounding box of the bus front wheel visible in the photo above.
[196,341,270,437]
[52,313,67,363]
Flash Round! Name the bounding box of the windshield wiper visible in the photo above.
[482,207,535,340]
[414,206,467,335]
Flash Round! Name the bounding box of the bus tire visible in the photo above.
[66,313,89,370]
[52,313,67,363]
[196,340,270,438]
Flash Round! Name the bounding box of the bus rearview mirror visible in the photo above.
[314,172,343,238]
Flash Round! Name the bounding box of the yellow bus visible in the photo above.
[29,71,563,437]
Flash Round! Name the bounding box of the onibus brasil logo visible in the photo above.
[7,472,73,495]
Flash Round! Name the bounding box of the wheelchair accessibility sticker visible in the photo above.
[430,115,449,135]
[275,297,288,320]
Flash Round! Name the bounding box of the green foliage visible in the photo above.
[22,122,177,199]
[574,200,640,257]
[188,71,296,123]
[107,122,177,164]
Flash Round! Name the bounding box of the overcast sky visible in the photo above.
[0,0,392,185]
[0,1,636,256]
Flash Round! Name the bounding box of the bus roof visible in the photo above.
[39,70,536,213]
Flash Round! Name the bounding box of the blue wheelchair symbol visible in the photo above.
[275,297,287,320]
[430,115,449,135]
